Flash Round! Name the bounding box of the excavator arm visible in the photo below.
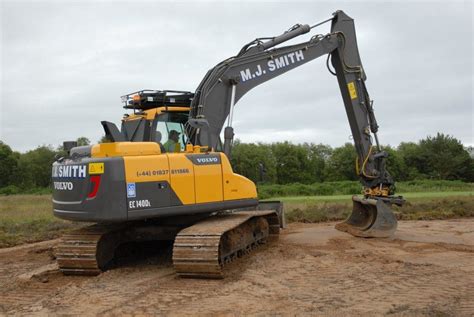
[188,10,404,237]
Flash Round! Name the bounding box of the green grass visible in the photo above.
[0,194,83,248]
[281,193,474,223]
[270,191,473,204]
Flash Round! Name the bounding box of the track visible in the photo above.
[56,224,125,275]
[173,210,280,278]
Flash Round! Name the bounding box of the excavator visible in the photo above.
[52,10,404,278]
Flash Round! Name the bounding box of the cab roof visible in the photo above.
[121,89,194,111]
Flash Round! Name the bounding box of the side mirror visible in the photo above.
[63,141,78,154]
[223,126,234,158]
[187,118,210,129]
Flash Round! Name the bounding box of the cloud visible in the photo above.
[1,1,472,152]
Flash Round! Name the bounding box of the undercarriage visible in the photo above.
[56,210,281,278]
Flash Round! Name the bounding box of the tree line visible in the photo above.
[0,137,91,194]
[230,133,474,184]
[0,133,472,194]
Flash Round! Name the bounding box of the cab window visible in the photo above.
[154,112,189,151]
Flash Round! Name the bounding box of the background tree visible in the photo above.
[272,142,314,184]
[324,143,358,181]
[397,142,424,179]
[76,137,91,146]
[304,143,332,183]
[382,146,407,181]
[231,141,276,183]
[416,133,473,180]
[17,145,57,188]
[0,141,20,188]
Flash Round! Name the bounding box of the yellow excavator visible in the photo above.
[52,10,404,278]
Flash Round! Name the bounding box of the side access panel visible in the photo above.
[124,155,173,214]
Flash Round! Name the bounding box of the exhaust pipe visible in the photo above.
[335,196,397,238]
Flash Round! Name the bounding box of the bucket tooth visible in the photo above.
[335,196,397,238]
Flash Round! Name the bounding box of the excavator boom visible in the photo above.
[187,10,404,237]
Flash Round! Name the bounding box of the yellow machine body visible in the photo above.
[86,142,257,220]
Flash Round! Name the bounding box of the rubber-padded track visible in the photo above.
[172,210,280,279]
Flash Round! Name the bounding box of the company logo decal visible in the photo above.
[186,154,221,165]
[127,183,136,198]
[196,157,219,164]
[52,165,87,178]
[53,182,74,190]
[239,50,305,83]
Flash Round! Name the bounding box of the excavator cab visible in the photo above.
[102,90,193,147]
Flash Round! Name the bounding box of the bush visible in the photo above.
[0,185,21,195]
[23,187,53,195]
[257,181,363,199]
[0,186,52,196]
[258,180,474,199]
[396,180,474,193]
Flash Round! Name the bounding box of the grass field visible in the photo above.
[278,192,474,223]
[0,190,473,248]
[0,195,84,248]
[257,180,474,199]
[273,191,474,203]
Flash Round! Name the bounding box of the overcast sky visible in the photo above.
[1,0,472,152]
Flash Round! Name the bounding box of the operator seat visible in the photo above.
[155,131,166,153]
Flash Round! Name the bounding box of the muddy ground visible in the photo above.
[0,219,473,316]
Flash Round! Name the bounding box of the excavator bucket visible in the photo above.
[335,196,397,238]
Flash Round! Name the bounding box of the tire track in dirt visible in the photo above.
[36,269,177,316]
[0,242,71,314]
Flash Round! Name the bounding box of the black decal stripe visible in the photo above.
[128,181,183,211]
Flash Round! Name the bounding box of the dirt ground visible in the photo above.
[0,219,473,316]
